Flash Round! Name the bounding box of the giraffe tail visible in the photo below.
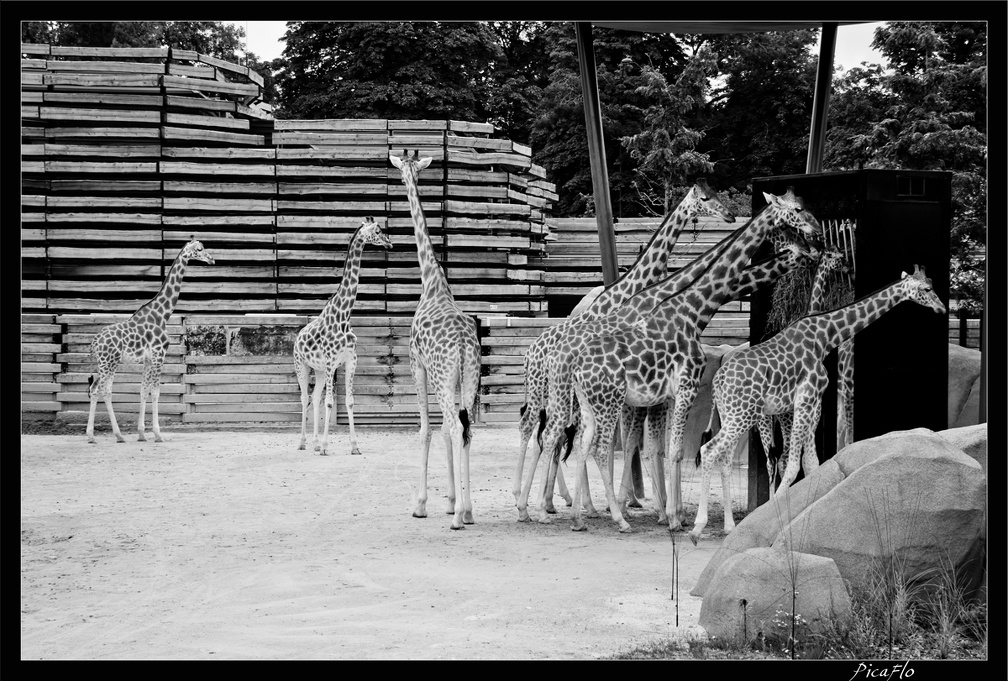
[87,374,95,398]
[459,409,471,447]
[696,400,720,468]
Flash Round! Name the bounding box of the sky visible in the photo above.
[232,20,887,69]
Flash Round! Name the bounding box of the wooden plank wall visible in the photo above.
[21,43,558,319]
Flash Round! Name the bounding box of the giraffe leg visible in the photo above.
[138,360,151,442]
[344,346,361,455]
[555,462,573,506]
[776,381,824,494]
[640,404,669,525]
[86,368,116,444]
[574,381,630,533]
[145,353,165,443]
[319,366,336,456]
[719,443,736,533]
[689,424,744,544]
[310,376,325,452]
[438,390,466,529]
[516,418,545,522]
[295,356,311,451]
[411,361,432,519]
[666,373,701,531]
[617,407,644,512]
[150,383,163,443]
[757,415,777,494]
[513,402,541,504]
[105,393,126,443]
[86,393,100,444]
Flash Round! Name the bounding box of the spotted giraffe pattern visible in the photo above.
[390,150,482,531]
[516,189,823,532]
[692,265,946,544]
[294,217,392,456]
[514,181,737,517]
[756,247,850,492]
[86,238,215,444]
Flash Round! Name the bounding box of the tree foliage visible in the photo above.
[824,21,987,311]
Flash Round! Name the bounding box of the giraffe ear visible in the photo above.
[418,157,432,171]
[901,270,909,278]
[389,154,403,169]
[762,191,777,206]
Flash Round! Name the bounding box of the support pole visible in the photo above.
[575,22,619,286]
[806,22,838,174]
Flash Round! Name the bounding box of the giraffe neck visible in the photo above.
[808,261,833,314]
[636,207,775,331]
[403,173,449,296]
[585,203,698,319]
[809,279,910,354]
[141,249,189,327]
[721,249,805,306]
[318,226,368,328]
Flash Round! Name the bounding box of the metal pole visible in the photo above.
[575,22,619,286]
[806,22,838,174]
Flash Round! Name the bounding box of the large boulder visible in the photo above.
[776,429,986,598]
[691,428,987,605]
[698,547,851,642]
[947,344,982,427]
[940,424,988,476]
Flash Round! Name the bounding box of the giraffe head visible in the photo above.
[818,246,849,276]
[761,187,822,244]
[389,149,432,186]
[682,178,737,223]
[181,237,215,265]
[898,265,946,314]
[359,216,393,250]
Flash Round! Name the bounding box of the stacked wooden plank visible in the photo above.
[22,314,62,414]
[539,215,741,297]
[21,43,557,318]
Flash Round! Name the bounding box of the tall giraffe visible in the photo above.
[294,217,393,456]
[692,265,946,543]
[86,237,215,444]
[755,246,849,492]
[517,189,822,531]
[514,181,737,516]
[390,150,482,531]
[836,330,856,448]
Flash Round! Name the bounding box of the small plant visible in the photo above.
[687,636,707,659]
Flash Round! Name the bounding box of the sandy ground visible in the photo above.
[20,423,748,661]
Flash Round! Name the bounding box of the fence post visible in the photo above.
[958,308,968,347]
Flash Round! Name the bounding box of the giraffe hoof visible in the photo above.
[412,511,427,519]
[350,448,361,456]
[154,436,164,443]
[544,504,557,514]
[450,521,464,530]
[571,521,587,532]
[517,510,531,523]
[138,435,147,442]
[688,531,700,546]
[115,436,126,444]
[618,524,632,534]
[628,498,644,509]
[87,437,97,445]
[297,444,306,451]
[463,512,474,525]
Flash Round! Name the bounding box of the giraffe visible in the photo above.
[514,180,737,518]
[836,334,856,448]
[86,237,215,444]
[390,150,482,531]
[691,265,947,544]
[517,189,822,531]
[294,217,393,456]
[755,246,850,492]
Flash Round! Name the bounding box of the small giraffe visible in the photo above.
[692,265,947,544]
[390,150,482,530]
[86,237,215,444]
[514,181,737,517]
[518,189,822,531]
[756,246,850,491]
[294,217,393,456]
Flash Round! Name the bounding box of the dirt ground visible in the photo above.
[20,422,747,661]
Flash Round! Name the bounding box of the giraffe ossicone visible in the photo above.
[294,216,392,456]
[86,238,215,444]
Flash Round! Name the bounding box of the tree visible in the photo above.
[275,22,502,122]
[698,30,820,195]
[824,21,987,311]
